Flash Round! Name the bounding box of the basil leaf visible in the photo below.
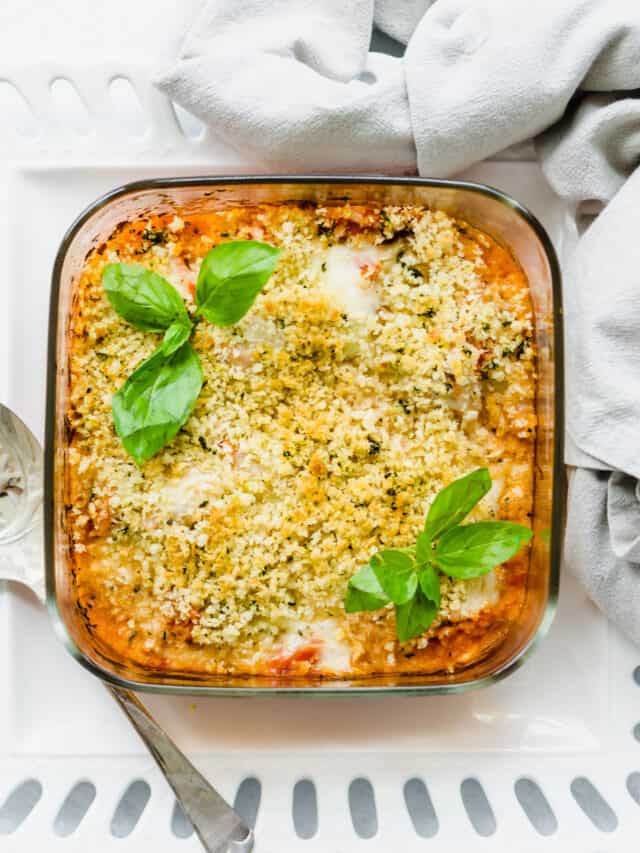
[418,563,441,608]
[424,468,492,542]
[196,240,282,326]
[103,263,189,331]
[162,320,192,356]
[395,588,438,642]
[434,521,532,579]
[112,341,203,464]
[345,563,391,612]
[370,549,417,605]
[415,531,432,566]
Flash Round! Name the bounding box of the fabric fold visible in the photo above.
[404,0,640,191]
[156,0,416,172]
[564,165,640,481]
[566,469,640,646]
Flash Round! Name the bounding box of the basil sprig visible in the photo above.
[112,342,202,464]
[196,240,282,326]
[103,263,190,331]
[344,468,532,642]
[102,239,281,463]
[395,589,438,644]
[424,466,491,541]
[435,521,531,579]
[161,319,193,356]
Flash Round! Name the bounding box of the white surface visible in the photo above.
[0,0,200,67]
[0,54,639,852]
[0,158,632,761]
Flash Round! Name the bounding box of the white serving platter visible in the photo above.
[0,68,639,852]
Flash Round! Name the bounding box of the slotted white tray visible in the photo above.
[1,67,640,852]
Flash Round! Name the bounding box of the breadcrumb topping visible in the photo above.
[66,202,535,677]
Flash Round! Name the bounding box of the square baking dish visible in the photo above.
[44,176,563,695]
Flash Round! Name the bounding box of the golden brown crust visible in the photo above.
[64,203,535,678]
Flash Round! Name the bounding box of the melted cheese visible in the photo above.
[319,245,387,317]
[314,619,352,673]
[154,468,217,517]
[276,619,352,674]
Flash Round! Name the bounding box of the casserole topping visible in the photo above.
[102,240,281,463]
[66,202,535,676]
[346,467,531,641]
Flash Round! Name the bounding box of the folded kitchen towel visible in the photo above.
[563,165,640,642]
[155,0,417,173]
[405,0,640,200]
[156,0,640,198]
[566,469,640,646]
[563,166,640,480]
[157,0,640,642]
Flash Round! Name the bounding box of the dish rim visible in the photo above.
[44,174,564,696]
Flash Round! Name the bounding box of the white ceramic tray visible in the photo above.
[0,69,639,853]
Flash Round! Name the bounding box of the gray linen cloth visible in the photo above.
[564,166,640,643]
[157,0,640,642]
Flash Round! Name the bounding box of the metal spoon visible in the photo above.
[0,403,253,853]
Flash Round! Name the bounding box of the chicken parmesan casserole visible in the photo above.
[65,201,536,679]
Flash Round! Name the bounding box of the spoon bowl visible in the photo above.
[0,404,42,545]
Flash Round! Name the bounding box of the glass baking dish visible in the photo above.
[45,176,563,695]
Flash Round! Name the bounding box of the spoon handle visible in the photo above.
[108,686,254,853]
